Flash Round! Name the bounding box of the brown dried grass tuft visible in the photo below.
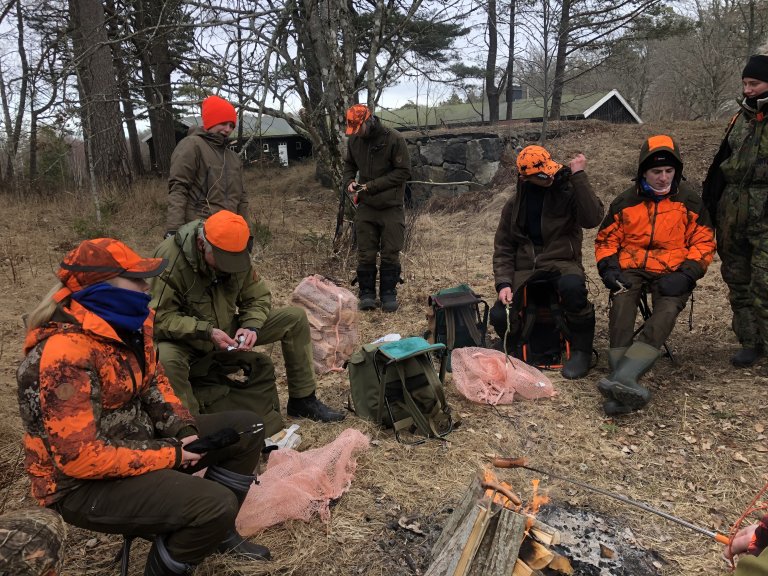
[0,122,765,575]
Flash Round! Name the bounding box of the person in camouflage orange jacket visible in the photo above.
[17,238,270,576]
[594,135,715,416]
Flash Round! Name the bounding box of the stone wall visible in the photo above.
[406,132,507,201]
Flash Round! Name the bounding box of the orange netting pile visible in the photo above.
[450,347,556,404]
[236,428,370,536]
[291,275,360,374]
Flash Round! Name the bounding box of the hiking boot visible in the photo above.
[217,531,271,561]
[379,265,402,313]
[355,266,377,311]
[203,466,271,563]
[731,345,763,368]
[144,537,195,576]
[602,399,633,417]
[561,350,591,379]
[596,341,659,411]
[287,393,346,422]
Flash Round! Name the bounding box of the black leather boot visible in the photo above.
[731,344,763,367]
[561,311,595,379]
[144,537,195,576]
[379,265,402,313]
[203,466,271,561]
[355,266,377,310]
[287,392,346,422]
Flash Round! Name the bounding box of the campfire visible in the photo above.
[426,469,574,575]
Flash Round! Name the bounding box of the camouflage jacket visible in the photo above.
[150,219,272,352]
[17,302,194,506]
[718,103,768,231]
[166,127,248,233]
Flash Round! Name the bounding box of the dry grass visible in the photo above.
[0,123,766,575]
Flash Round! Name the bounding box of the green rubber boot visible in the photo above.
[597,347,628,399]
[597,342,659,412]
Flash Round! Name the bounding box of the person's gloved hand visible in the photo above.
[657,270,695,296]
[597,257,632,291]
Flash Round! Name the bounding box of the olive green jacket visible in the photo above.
[342,118,411,210]
[166,127,248,232]
[149,220,271,354]
[493,170,603,292]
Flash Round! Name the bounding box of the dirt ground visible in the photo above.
[0,119,766,576]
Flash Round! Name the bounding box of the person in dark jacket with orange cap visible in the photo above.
[704,51,768,369]
[17,238,271,576]
[166,94,248,237]
[491,145,603,379]
[342,104,411,312]
[596,135,715,415]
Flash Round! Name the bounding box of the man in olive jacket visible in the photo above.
[150,210,345,434]
[492,145,604,379]
[165,95,248,237]
[343,104,411,312]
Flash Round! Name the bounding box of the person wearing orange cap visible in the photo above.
[166,94,248,238]
[342,103,411,312]
[595,135,715,415]
[17,238,271,576]
[150,210,346,431]
[491,145,603,379]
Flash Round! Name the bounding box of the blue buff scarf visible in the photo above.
[639,178,671,202]
[71,282,151,332]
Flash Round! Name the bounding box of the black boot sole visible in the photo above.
[610,383,651,410]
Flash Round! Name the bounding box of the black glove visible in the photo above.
[164,230,176,240]
[597,257,632,291]
[657,270,695,297]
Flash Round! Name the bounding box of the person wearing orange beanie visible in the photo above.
[166,95,248,238]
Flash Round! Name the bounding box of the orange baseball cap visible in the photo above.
[516,145,563,179]
[345,104,372,135]
[57,238,167,296]
[203,210,252,273]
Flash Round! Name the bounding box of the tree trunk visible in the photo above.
[505,0,516,121]
[548,0,571,121]
[485,0,499,124]
[69,0,131,186]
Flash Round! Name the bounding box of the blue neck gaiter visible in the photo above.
[72,282,151,332]
[639,178,671,202]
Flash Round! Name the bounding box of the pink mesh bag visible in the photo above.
[450,347,556,404]
[290,275,360,374]
[236,428,370,535]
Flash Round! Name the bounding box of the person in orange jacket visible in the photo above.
[595,135,715,415]
[725,515,768,575]
[17,238,269,575]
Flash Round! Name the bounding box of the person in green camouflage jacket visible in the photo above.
[704,54,768,369]
[150,210,345,435]
[342,104,411,312]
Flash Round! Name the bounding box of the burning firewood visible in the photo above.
[427,470,573,576]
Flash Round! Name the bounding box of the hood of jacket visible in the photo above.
[187,125,231,148]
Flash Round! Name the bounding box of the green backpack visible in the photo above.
[347,337,454,443]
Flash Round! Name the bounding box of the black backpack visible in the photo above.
[512,280,571,369]
[425,284,489,376]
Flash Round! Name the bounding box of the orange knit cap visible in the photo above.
[203,211,252,273]
[55,238,167,301]
[202,95,237,130]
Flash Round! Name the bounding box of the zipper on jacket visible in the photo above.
[642,201,659,269]
[117,354,140,397]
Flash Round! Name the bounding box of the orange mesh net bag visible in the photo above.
[291,275,360,374]
[236,428,370,536]
[450,347,556,404]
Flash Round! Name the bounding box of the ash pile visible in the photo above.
[537,504,665,576]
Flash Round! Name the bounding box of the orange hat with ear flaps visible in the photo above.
[202,95,237,130]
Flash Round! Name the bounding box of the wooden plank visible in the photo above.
[425,503,486,576]
[481,509,527,576]
[432,477,483,557]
